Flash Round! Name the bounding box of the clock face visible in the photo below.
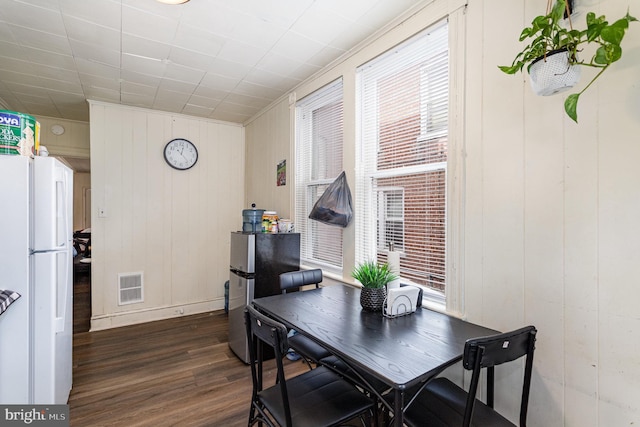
[163,138,198,170]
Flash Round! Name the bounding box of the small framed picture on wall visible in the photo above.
[277,159,286,186]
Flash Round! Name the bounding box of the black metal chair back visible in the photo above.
[462,325,537,426]
[244,305,292,425]
[244,304,375,427]
[279,269,322,293]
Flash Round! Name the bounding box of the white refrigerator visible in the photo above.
[0,155,73,404]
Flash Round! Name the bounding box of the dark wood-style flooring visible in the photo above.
[70,272,314,426]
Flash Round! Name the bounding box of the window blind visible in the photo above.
[356,20,448,292]
[295,79,344,270]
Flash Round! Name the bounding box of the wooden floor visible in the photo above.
[69,310,310,426]
[73,268,91,333]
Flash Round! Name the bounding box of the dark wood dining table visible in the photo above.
[252,283,500,426]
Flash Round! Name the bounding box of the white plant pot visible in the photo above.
[528,49,581,96]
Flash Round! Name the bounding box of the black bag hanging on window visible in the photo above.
[308,171,353,228]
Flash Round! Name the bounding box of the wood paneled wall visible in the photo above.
[89,101,244,330]
[244,0,640,425]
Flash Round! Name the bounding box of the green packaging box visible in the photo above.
[0,110,40,156]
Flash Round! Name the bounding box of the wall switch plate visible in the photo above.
[98,207,107,218]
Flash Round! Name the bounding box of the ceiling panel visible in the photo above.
[0,0,426,123]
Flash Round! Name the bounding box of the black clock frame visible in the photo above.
[163,138,198,170]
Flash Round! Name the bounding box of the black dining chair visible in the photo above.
[244,305,375,427]
[279,269,332,368]
[398,325,537,427]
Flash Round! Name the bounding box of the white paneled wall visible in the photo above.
[89,101,244,329]
[245,99,294,217]
[245,0,640,425]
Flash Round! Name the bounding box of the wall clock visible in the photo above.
[163,138,198,170]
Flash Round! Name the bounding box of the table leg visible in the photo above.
[393,389,404,426]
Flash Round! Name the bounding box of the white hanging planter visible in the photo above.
[528,48,581,96]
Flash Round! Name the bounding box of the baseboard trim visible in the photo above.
[90,298,225,331]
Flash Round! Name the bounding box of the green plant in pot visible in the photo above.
[499,0,637,123]
[352,260,398,312]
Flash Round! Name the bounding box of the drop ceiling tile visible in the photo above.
[75,58,120,80]
[168,47,215,71]
[172,24,225,57]
[186,94,221,109]
[210,110,250,123]
[233,81,283,100]
[315,0,377,22]
[49,91,86,103]
[121,81,157,97]
[287,62,323,82]
[7,24,72,55]
[216,39,268,67]
[120,70,161,87]
[228,13,287,49]
[0,1,66,36]
[179,1,238,36]
[122,0,188,21]
[60,0,123,29]
[307,45,346,68]
[25,48,77,71]
[21,103,61,118]
[36,66,80,85]
[0,23,19,44]
[242,67,285,88]
[0,70,47,87]
[158,78,196,95]
[153,91,189,111]
[224,92,271,108]
[200,73,242,92]
[122,34,172,61]
[291,4,352,45]
[191,85,226,100]
[270,31,325,64]
[63,15,120,50]
[361,0,421,31]
[121,92,155,107]
[42,79,84,96]
[121,53,167,78]
[5,91,51,105]
[163,63,205,85]
[329,21,375,51]
[256,52,305,77]
[70,39,120,68]
[81,79,120,95]
[84,86,120,102]
[0,58,37,75]
[215,101,261,115]
[226,0,314,29]
[181,103,214,117]
[204,57,252,78]
[121,3,179,45]
[0,40,32,61]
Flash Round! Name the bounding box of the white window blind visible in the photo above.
[295,79,344,270]
[356,20,448,293]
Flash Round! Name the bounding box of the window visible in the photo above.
[295,79,344,270]
[356,21,448,295]
[377,188,405,251]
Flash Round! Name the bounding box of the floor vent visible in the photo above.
[118,272,144,305]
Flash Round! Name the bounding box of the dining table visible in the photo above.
[252,283,500,426]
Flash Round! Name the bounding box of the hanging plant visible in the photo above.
[499,0,637,123]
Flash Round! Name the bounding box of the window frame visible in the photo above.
[356,19,450,308]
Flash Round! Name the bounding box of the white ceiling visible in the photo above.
[0,0,423,124]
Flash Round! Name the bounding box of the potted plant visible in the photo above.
[499,0,637,122]
[352,260,398,311]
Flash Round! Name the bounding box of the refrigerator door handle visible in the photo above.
[55,166,71,249]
